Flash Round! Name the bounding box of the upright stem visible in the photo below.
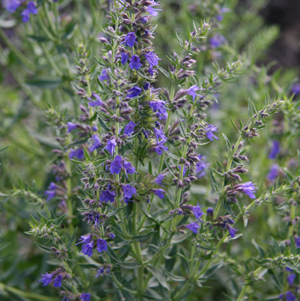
[236,285,248,301]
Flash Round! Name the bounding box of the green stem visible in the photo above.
[0,28,35,70]
[236,285,248,301]
[0,283,57,301]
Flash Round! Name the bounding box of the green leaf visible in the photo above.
[163,268,186,282]
[98,115,110,132]
[27,35,51,43]
[146,264,169,290]
[35,243,52,253]
[133,231,156,242]
[106,245,122,263]
[252,239,265,258]
[26,78,62,89]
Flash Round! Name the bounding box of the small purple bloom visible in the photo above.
[209,34,226,48]
[53,275,63,288]
[287,273,296,286]
[292,83,300,96]
[124,121,136,136]
[3,0,23,13]
[144,82,150,90]
[269,140,280,159]
[268,164,280,181]
[155,173,165,186]
[146,4,163,16]
[92,126,98,131]
[185,222,199,233]
[38,273,53,286]
[123,185,137,199]
[127,86,142,98]
[196,155,209,178]
[80,293,91,301]
[110,155,122,174]
[76,234,93,246]
[99,69,109,82]
[21,1,37,23]
[82,241,94,257]
[97,239,107,253]
[145,51,160,67]
[153,189,165,199]
[89,134,102,152]
[88,92,103,107]
[123,160,137,175]
[207,207,213,216]
[235,182,257,199]
[124,32,136,47]
[105,138,117,155]
[205,124,219,141]
[67,122,77,133]
[285,291,296,301]
[153,128,167,143]
[148,66,154,76]
[192,203,205,221]
[154,143,168,155]
[121,52,129,65]
[45,182,56,201]
[100,187,115,203]
[69,148,84,160]
[149,100,168,120]
[187,85,204,101]
[129,55,142,70]
[227,226,238,238]
[106,233,115,240]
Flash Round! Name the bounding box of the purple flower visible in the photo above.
[97,239,107,253]
[99,69,109,82]
[110,155,122,174]
[207,207,213,216]
[123,185,137,199]
[69,148,84,160]
[292,83,300,96]
[21,1,37,23]
[268,164,280,181]
[295,237,300,248]
[209,34,226,48]
[153,189,165,199]
[45,182,56,201]
[123,185,137,204]
[123,160,137,175]
[105,138,117,155]
[89,134,102,152]
[106,233,115,240]
[285,291,296,301]
[154,143,168,155]
[149,100,168,120]
[269,140,280,159]
[124,121,136,136]
[155,173,165,186]
[129,55,142,70]
[124,32,136,47]
[144,82,150,90]
[192,203,205,221]
[80,293,91,301]
[76,234,93,246]
[205,124,218,141]
[145,51,160,66]
[3,0,23,13]
[187,85,204,101]
[127,86,142,98]
[287,273,296,286]
[235,182,257,199]
[88,92,103,107]
[100,187,115,203]
[53,275,63,288]
[67,122,77,133]
[92,126,98,131]
[153,128,167,143]
[148,66,154,76]
[96,267,111,277]
[196,155,209,178]
[146,4,163,16]
[82,241,94,257]
[185,222,199,233]
[121,52,129,65]
[38,273,53,286]
[227,226,238,238]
